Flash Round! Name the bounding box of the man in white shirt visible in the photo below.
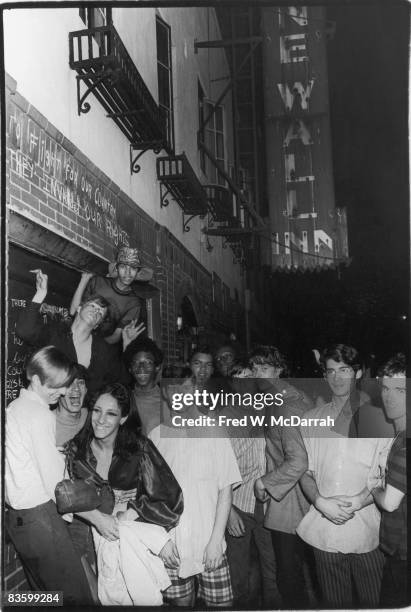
[150,347,242,607]
[297,344,393,608]
[5,346,94,605]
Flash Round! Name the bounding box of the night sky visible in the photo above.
[327,2,409,355]
[270,2,409,368]
[327,2,409,277]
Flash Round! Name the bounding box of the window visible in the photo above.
[156,16,174,152]
[198,87,225,186]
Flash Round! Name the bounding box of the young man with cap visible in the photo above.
[70,246,152,344]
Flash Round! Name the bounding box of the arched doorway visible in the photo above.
[176,295,200,363]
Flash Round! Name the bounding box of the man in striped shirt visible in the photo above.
[226,435,279,608]
[371,353,407,607]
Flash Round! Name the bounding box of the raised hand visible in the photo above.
[30,269,48,293]
[122,320,146,351]
[81,271,95,284]
[30,269,48,303]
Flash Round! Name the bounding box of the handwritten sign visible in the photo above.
[7,102,130,250]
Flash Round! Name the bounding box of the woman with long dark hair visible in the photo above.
[65,382,183,604]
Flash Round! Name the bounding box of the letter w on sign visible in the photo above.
[277,80,314,111]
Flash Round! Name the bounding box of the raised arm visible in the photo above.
[69,272,95,316]
[16,269,50,345]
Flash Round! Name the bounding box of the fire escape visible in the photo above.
[194,7,268,267]
[69,24,169,171]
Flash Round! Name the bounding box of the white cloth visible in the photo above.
[149,424,242,578]
[5,388,66,509]
[93,521,171,606]
[297,403,392,554]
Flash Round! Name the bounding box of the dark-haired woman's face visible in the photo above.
[91,393,127,442]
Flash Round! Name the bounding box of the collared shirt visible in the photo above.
[5,388,66,509]
[230,437,266,514]
[297,402,392,554]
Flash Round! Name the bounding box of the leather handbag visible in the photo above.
[55,454,115,515]
[55,478,101,514]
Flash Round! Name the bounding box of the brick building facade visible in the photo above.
[3,6,260,589]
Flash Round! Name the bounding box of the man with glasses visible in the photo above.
[297,344,394,608]
[215,345,239,378]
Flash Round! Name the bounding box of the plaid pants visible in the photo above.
[163,554,233,606]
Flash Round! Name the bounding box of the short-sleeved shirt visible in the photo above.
[297,402,392,554]
[379,430,407,560]
[149,423,242,579]
[83,276,144,336]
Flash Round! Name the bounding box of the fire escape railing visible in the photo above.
[204,184,239,225]
[156,153,209,232]
[69,25,167,172]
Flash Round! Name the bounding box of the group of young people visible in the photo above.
[5,247,407,608]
